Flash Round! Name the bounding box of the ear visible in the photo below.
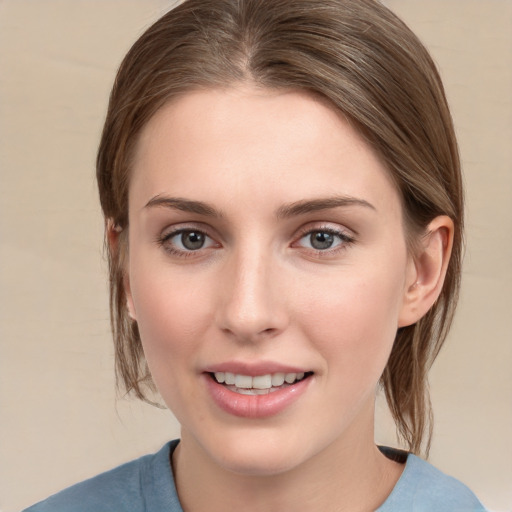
[107,219,137,321]
[398,215,454,328]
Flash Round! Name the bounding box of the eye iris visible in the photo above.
[181,231,205,250]
[310,231,334,250]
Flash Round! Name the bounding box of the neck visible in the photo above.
[172,407,403,512]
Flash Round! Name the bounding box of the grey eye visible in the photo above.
[159,228,218,256]
[180,231,206,250]
[309,231,335,250]
[296,228,350,252]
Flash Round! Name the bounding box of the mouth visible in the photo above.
[208,371,314,395]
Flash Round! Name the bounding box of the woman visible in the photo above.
[25,0,487,510]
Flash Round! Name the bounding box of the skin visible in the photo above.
[122,86,453,511]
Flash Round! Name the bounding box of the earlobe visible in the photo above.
[398,215,454,327]
[124,274,137,321]
[106,218,123,247]
[107,219,137,321]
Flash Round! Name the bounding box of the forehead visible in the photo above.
[130,86,401,220]
[135,86,369,163]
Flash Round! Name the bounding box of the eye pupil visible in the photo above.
[310,231,334,250]
[181,231,205,250]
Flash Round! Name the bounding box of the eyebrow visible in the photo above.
[276,196,376,219]
[144,196,223,217]
[144,194,376,219]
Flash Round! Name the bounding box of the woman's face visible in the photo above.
[125,86,417,475]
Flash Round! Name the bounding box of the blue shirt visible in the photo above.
[24,440,487,511]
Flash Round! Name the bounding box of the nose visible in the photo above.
[215,247,289,343]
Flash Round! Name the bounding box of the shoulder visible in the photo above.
[23,441,181,512]
[378,448,488,512]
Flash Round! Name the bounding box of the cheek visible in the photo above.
[297,266,406,376]
[129,270,216,420]
[129,265,213,373]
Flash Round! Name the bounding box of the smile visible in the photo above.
[205,369,313,418]
[211,371,310,395]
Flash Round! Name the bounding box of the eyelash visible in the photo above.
[293,225,356,256]
[156,225,356,258]
[156,227,217,258]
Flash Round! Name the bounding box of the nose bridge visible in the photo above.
[217,241,285,340]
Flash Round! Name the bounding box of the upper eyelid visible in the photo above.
[160,222,217,239]
[161,226,208,238]
[294,222,355,239]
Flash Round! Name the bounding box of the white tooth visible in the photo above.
[252,374,272,389]
[240,388,271,395]
[225,372,236,385]
[214,372,225,383]
[271,373,285,386]
[235,374,253,388]
[284,372,297,384]
[297,372,305,380]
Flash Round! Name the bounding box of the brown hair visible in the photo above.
[97,0,463,455]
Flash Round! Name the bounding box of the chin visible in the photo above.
[198,427,321,477]
[217,449,304,477]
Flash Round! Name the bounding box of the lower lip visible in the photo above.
[204,374,312,418]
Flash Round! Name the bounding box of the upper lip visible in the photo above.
[204,360,310,376]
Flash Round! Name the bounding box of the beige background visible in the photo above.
[0,1,510,511]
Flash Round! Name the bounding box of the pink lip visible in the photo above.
[203,371,312,419]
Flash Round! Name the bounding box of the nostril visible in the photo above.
[219,324,282,344]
